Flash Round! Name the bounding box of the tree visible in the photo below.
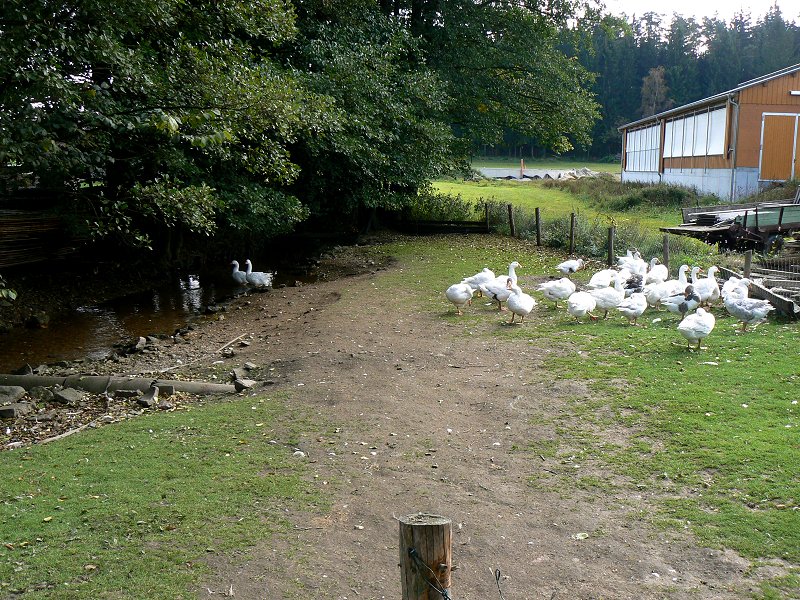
[0,0,313,253]
[640,66,673,117]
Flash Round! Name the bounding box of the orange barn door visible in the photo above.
[760,114,799,181]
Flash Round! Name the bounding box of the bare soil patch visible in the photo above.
[2,240,771,598]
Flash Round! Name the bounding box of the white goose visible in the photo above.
[445,282,475,315]
[479,261,521,310]
[644,264,690,308]
[693,266,721,306]
[616,292,648,325]
[645,257,669,284]
[720,275,743,300]
[244,259,273,287]
[230,260,248,285]
[723,280,775,331]
[462,268,495,296]
[587,269,617,289]
[567,291,597,323]
[536,277,576,308]
[677,307,716,349]
[556,258,585,277]
[589,273,625,319]
[506,281,537,324]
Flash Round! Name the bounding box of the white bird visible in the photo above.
[617,250,645,274]
[587,269,617,289]
[230,260,248,285]
[556,258,585,277]
[644,257,669,284]
[662,264,691,296]
[589,273,625,319]
[693,265,721,306]
[506,281,537,324]
[616,292,648,325]
[445,282,475,315]
[479,261,521,310]
[720,275,743,300]
[662,285,701,317]
[244,259,273,287]
[461,268,495,296]
[567,291,597,322]
[724,280,775,331]
[536,277,576,308]
[677,307,716,349]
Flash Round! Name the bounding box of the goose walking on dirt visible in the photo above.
[506,281,537,324]
[244,259,273,287]
[445,282,475,315]
[479,261,521,310]
[537,277,576,308]
[567,291,597,323]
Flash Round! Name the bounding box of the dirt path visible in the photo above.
[152,248,759,600]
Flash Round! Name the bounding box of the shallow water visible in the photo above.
[0,272,260,373]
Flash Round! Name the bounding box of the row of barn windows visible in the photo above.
[625,106,728,172]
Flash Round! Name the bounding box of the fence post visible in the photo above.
[485,203,490,233]
[744,250,753,278]
[535,207,541,247]
[607,226,615,267]
[569,212,576,255]
[399,513,452,600]
[662,234,670,270]
[507,203,516,237]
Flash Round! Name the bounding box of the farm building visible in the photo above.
[619,63,800,201]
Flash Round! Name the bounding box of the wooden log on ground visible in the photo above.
[399,513,452,600]
[0,374,237,395]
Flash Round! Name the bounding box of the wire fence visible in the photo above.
[484,201,711,270]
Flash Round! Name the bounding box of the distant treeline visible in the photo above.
[487,6,800,160]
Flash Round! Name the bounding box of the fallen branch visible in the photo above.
[156,333,249,374]
[39,419,99,445]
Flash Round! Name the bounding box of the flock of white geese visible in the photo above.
[445,250,776,349]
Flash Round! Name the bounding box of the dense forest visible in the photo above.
[1,1,799,262]
[520,5,800,159]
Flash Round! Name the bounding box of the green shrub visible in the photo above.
[408,187,481,221]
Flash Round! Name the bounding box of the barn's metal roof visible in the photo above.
[619,62,800,131]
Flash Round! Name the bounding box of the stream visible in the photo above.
[0,270,282,373]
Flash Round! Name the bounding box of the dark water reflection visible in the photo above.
[0,273,254,373]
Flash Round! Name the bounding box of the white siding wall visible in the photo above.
[624,123,661,172]
[663,106,726,158]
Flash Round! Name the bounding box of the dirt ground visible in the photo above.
[4,240,778,599]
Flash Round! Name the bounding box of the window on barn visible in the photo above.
[664,106,727,158]
[625,123,660,172]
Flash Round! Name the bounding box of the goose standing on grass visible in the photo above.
[506,281,536,324]
[662,285,701,318]
[723,280,775,331]
[556,258,585,277]
[677,307,715,349]
[694,265,721,307]
[617,292,648,325]
[244,259,273,287]
[537,277,576,308]
[567,291,597,323]
[645,257,669,284]
[479,261,521,310]
[721,275,743,300]
[462,268,495,297]
[231,260,248,285]
[587,268,617,289]
[445,282,475,315]
[589,272,625,319]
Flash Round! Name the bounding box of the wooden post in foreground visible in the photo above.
[569,212,576,255]
[399,513,452,600]
[535,207,542,246]
[507,203,516,237]
[662,234,670,270]
[744,250,753,278]
[607,226,616,267]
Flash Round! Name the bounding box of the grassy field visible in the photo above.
[433,179,686,228]
[471,156,621,174]
[0,395,324,598]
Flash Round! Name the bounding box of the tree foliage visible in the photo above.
[1,0,600,254]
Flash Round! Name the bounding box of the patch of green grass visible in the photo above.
[0,394,324,598]
[470,156,621,174]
